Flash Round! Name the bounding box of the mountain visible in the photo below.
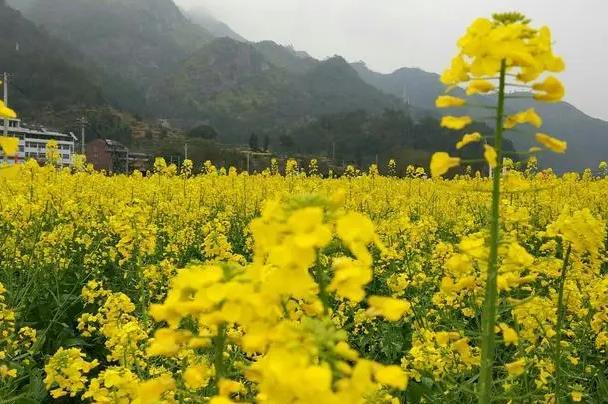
[23,0,213,90]
[6,0,35,12]
[504,98,608,172]
[186,7,247,42]
[8,0,606,171]
[0,0,105,125]
[352,63,608,172]
[351,63,447,111]
[253,41,318,74]
[147,38,403,142]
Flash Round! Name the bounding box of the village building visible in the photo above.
[0,118,77,166]
[86,138,150,173]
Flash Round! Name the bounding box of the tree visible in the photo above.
[248,133,259,151]
[279,134,294,149]
[187,125,218,140]
[262,135,270,152]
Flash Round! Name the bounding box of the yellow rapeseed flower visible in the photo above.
[329,257,372,302]
[466,80,496,95]
[483,145,497,168]
[504,108,543,129]
[210,397,236,404]
[218,379,244,396]
[456,132,482,149]
[441,116,473,130]
[505,359,526,377]
[435,95,466,108]
[366,296,412,321]
[498,323,519,346]
[532,76,565,102]
[535,133,567,153]
[440,55,469,85]
[0,136,19,157]
[0,100,16,119]
[373,364,408,389]
[183,364,213,389]
[136,374,175,402]
[430,152,461,178]
[571,390,583,402]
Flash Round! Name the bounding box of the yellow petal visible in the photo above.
[535,133,567,153]
[532,76,564,103]
[430,152,461,178]
[366,296,412,321]
[0,100,16,119]
[466,80,496,95]
[505,359,526,377]
[456,132,482,149]
[441,115,472,130]
[504,108,543,129]
[0,136,19,157]
[440,55,469,85]
[484,145,497,168]
[435,95,466,108]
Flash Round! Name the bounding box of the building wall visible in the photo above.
[86,139,112,171]
[1,135,75,166]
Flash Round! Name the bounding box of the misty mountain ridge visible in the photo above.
[4,0,607,172]
[185,6,247,43]
[146,37,402,141]
[22,0,214,87]
[350,62,607,171]
[0,0,106,124]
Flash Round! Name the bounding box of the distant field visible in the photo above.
[0,160,606,402]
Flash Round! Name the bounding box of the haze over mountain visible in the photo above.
[4,0,606,171]
[186,6,246,43]
[0,0,105,125]
[24,0,213,97]
[351,63,608,171]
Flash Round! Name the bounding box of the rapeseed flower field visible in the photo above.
[0,157,606,402]
[0,11,606,404]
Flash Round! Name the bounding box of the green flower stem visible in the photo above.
[315,256,330,315]
[213,323,228,388]
[554,244,572,404]
[478,59,507,404]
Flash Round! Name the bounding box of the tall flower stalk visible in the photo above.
[478,59,506,403]
[430,12,568,403]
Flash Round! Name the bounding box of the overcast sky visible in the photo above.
[176,0,608,121]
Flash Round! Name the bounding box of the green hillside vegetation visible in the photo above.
[352,62,608,172]
[23,0,213,89]
[148,38,402,143]
[4,0,607,172]
[253,41,318,74]
[0,1,104,124]
[286,108,517,170]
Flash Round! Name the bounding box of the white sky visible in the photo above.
[176,0,608,121]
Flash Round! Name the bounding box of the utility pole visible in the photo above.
[184,143,188,160]
[246,152,250,173]
[3,72,8,136]
[125,149,129,174]
[77,116,88,154]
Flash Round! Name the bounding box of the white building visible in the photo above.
[1,118,77,166]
